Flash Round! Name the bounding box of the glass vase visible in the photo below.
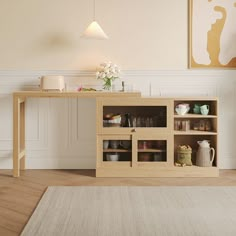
[103,78,113,91]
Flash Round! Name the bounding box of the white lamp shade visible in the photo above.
[81,21,108,39]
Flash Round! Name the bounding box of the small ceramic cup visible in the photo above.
[193,104,201,114]
[110,140,119,149]
[120,140,131,149]
[103,140,109,149]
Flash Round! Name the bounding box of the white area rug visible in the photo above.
[21,186,236,236]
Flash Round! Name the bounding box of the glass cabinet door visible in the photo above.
[132,134,173,167]
[97,135,132,168]
[97,98,173,134]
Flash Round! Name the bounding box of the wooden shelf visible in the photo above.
[103,149,131,152]
[138,149,166,152]
[174,130,217,135]
[174,165,217,170]
[174,114,217,118]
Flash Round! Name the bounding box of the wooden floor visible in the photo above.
[1,169,236,236]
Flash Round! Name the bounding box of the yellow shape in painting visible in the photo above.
[207,6,236,67]
[192,5,236,68]
[207,6,225,67]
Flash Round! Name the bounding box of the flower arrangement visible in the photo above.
[96,62,120,90]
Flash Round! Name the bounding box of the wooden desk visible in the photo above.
[13,91,141,177]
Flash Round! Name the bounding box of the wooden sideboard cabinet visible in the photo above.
[96,97,218,177]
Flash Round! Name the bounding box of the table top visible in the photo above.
[13,90,141,98]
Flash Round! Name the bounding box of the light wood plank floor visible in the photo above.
[1,169,236,236]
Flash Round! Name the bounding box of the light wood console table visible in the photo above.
[13,91,141,177]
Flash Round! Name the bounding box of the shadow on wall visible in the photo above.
[37,32,77,51]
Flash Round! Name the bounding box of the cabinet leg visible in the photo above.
[20,157,25,170]
[13,157,20,177]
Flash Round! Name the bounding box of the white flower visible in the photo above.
[96,71,100,79]
[96,62,120,90]
[107,73,113,79]
[101,72,106,79]
[105,65,110,70]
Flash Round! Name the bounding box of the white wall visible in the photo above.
[0,0,187,70]
[0,0,236,169]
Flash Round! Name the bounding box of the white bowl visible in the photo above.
[175,107,190,115]
[106,154,119,161]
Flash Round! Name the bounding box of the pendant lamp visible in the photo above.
[81,0,108,39]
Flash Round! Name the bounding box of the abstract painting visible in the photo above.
[189,0,236,68]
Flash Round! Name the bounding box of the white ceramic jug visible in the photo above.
[196,141,215,167]
[197,140,210,148]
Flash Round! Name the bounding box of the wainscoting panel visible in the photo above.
[0,70,236,169]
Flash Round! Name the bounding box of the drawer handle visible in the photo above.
[132,128,136,132]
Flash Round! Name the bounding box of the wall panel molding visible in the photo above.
[1,69,236,80]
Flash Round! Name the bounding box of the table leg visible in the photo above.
[13,96,25,177]
[13,96,20,177]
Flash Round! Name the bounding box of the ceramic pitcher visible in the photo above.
[200,105,210,115]
[196,141,215,167]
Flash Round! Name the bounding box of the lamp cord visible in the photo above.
[93,0,95,20]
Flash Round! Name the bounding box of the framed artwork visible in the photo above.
[189,0,236,68]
